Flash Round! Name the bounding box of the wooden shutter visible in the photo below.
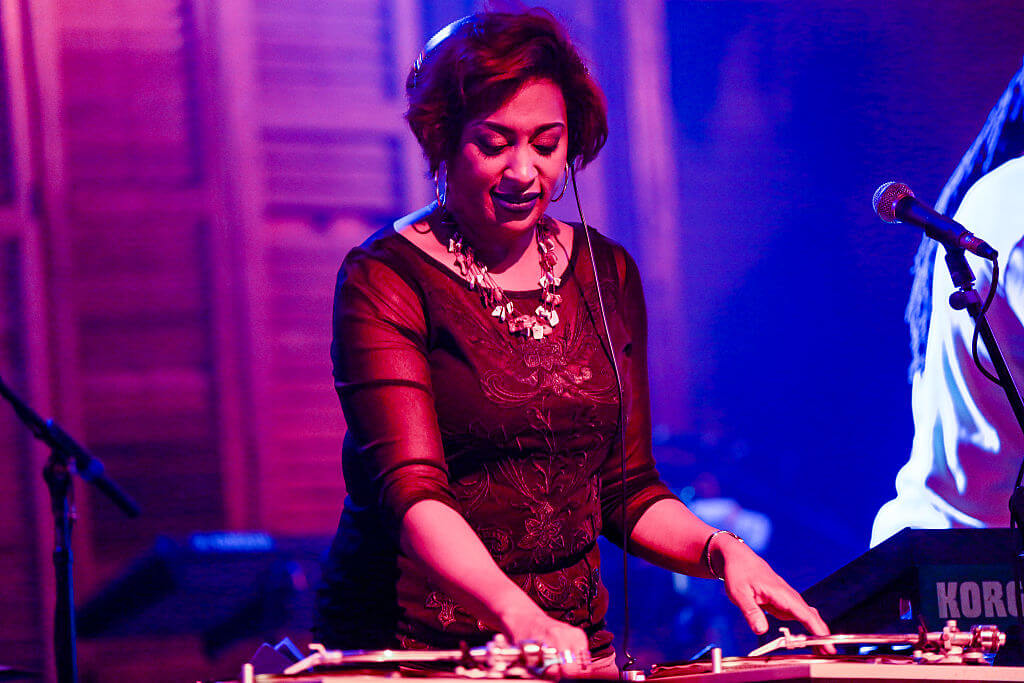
[0,0,53,674]
[0,247,48,674]
[228,0,429,534]
[57,0,225,576]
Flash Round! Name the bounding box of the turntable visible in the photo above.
[647,621,1022,682]
[219,621,1024,682]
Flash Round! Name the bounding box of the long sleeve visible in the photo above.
[332,247,459,530]
[597,244,676,546]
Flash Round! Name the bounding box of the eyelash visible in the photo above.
[478,142,558,157]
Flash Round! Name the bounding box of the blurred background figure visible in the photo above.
[872,60,1024,545]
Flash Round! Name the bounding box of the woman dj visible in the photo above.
[315,9,829,677]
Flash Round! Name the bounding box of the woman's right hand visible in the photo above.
[499,605,592,678]
[401,502,593,676]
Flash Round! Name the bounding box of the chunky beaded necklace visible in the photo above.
[446,215,563,339]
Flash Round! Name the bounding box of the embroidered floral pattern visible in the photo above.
[476,304,617,406]
[519,502,565,555]
[476,525,514,559]
[533,573,571,608]
[425,591,458,629]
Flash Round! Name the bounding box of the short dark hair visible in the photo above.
[405,9,608,174]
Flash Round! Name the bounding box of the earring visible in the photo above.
[550,163,570,202]
[434,161,448,210]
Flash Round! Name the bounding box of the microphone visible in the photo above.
[872,181,998,260]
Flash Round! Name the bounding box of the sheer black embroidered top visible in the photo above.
[315,221,675,655]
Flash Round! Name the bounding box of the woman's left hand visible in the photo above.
[629,498,833,648]
[714,533,832,641]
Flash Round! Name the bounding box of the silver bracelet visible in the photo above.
[703,529,744,580]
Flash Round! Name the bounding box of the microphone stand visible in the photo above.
[941,248,1024,649]
[0,374,139,683]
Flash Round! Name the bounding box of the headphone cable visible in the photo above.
[570,166,637,674]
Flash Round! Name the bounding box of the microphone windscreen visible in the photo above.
[872,181,914,223]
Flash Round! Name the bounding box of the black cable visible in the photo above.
[971,259,1002,385]
[569,166,636,673]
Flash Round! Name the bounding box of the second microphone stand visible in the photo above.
[941,247,1024,646]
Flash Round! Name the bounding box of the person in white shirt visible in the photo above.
[872,61,1024,545]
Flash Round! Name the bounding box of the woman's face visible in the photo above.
[445,78,569,244]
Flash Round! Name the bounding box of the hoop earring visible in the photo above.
[551,163,570,202]
[434,162,448,210]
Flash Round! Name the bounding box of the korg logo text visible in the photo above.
[936,581,1019,619]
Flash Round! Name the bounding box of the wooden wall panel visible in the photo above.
[0,0,52,675]
[0,240,45,675]
[258,221,367,534]
[253,0,419,222]
[254,0,400,101]
[0,25,13,205]
[57,0,224,586]
[242,0,428,534]
[263,130,405,217]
